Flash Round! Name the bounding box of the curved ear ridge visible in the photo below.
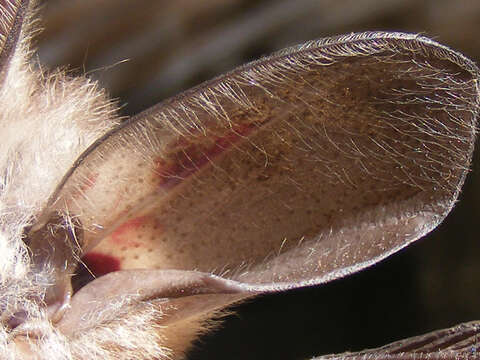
[0,0,30,85]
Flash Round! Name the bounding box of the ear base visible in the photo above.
[57,269,251,336]
[56,269,250,360]
[0,0,30,84]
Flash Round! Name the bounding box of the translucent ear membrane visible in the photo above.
[49,33,478,290]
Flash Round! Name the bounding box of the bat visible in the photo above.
[0,0,479,359]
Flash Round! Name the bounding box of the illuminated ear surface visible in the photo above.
[49,32,479,290]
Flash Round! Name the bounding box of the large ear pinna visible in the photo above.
[43,33,478,358]
[1,0,479,359]
[47,32,479,283]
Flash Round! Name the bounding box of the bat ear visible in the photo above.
[38,33,479,358]
[49,32,479,289]
[0,0,31,84]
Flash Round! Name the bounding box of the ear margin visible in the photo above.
[0,0,31,85]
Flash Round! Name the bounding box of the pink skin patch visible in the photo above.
[79,171,98,192]
[67,171,98,202]
[82,252,121,277]
[110,216,149,247]
[155,123,256,189]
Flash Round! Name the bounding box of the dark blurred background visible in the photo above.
[35,1,480,359]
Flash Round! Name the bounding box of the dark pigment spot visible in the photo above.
[154,123,256,189]
[82,252,121,277]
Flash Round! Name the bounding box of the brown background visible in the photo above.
[35,1,480,359]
